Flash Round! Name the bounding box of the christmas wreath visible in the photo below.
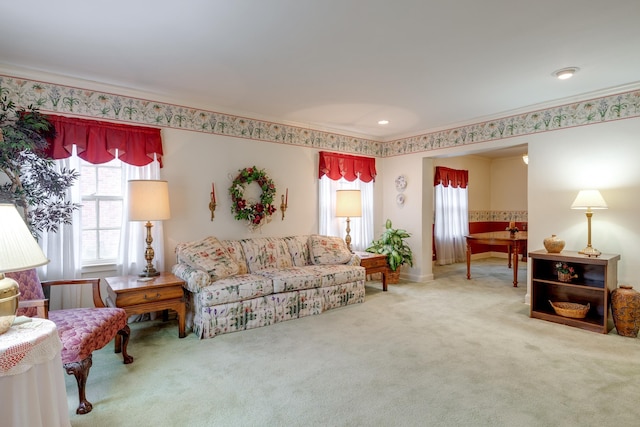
[229,166,277,227]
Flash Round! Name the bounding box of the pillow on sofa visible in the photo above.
[308,234,352,265]
[177,236,239,280]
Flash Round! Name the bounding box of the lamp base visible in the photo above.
[139,269,160,277]
[579,245,601,257]
[0,275,20,335]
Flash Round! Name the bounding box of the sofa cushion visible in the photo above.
[177,236,239,280]
[222,239,249,274]
[256,267,321,293]
[196,274,273,306]
[283,235,312,266]
[306,264,366,287]
[240,237,293,272]
[308,235,352,265]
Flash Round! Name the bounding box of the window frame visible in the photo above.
[79,159,124,266]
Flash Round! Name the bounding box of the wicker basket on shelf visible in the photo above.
[549,301,590,319]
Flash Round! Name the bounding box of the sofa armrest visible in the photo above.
[346,253,362,266]
[172,263,211,293]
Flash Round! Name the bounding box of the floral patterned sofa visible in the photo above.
[171,235,366,339]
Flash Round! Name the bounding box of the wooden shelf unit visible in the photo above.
[528,250,620,333]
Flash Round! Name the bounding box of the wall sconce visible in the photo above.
[522,154,529,165]
[571,189,608,257]
[209,182,216,221]
[335,190,362,252]
[128,180,171,276]
[280,188,288,220]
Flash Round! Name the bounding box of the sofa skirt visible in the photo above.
[190,280,365,339]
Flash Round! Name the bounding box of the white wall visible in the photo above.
[490,156,527,211]
[381,117,640,301]
[160,129,324,262]
[527,119,640,287]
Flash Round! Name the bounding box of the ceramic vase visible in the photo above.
[543,234,565,253]
[611,285,640,337]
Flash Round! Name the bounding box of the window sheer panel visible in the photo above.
[318,176,373,252]
[434,184,469,265]
[118,158,165,276]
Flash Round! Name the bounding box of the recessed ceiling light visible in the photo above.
[378,120,389,125]
[553,67,579,80]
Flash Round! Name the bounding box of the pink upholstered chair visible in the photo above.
[8,269,133,414]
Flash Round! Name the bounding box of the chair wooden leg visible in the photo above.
[117,325,134,364]
[64,356,93,415]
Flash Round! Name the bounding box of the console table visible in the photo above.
[0,317,70,427]
[465,231,528,287]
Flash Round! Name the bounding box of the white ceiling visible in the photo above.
[1,0,639,141]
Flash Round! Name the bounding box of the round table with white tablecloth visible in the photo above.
[0,317,70,427]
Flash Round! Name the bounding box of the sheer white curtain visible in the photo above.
[318,176,373,252]
[118,158,165,276]
[434,183,469,265]
[39,155,164,308]
[39,155,83,309]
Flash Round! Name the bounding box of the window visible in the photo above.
[79,159,123,265]
[318,176,374,252]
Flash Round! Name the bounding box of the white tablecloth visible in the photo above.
[0,317,70,427]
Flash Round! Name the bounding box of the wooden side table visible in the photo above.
[105,272,187,340]
[355,252,389,291]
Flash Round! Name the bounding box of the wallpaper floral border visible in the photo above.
[0,75,382,157]
[1,74,639,158]
[385,89,640,157]
[469,210,528,223]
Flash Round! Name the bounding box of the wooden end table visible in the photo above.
[355,252,389,291]
[105,272,187,342]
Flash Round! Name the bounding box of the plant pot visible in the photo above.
[557,272,572,282]
[387,268,401,284]
[611,285,640,337]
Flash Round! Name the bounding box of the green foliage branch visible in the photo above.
[0,96,80,237]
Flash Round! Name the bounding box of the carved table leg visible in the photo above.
[117,325,134,364]
[64,356,93,414]
[512,244,519,287]
[466,240,471,280]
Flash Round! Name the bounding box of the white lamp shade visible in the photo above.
[571,190,608,210]
[128,180,171,221]
[0,204,49,273]
[335,190,362,217]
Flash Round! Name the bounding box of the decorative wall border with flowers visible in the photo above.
[0,74,382,157]
[384,89,640,157]
[1,73,639,158]
[469,210,528,223]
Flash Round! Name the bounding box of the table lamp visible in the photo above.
[571,189,608,257]
[335,190,362,252]
[0,204,49,334]
[128,180,171,277]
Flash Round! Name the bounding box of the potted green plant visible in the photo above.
[366,219,413,283]
[0,98,79,236]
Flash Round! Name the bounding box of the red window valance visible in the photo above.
[45,115,163,167]
[318,151,376,182]
[434,166,468,188]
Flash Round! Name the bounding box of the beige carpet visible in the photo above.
[66,259,640,426]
